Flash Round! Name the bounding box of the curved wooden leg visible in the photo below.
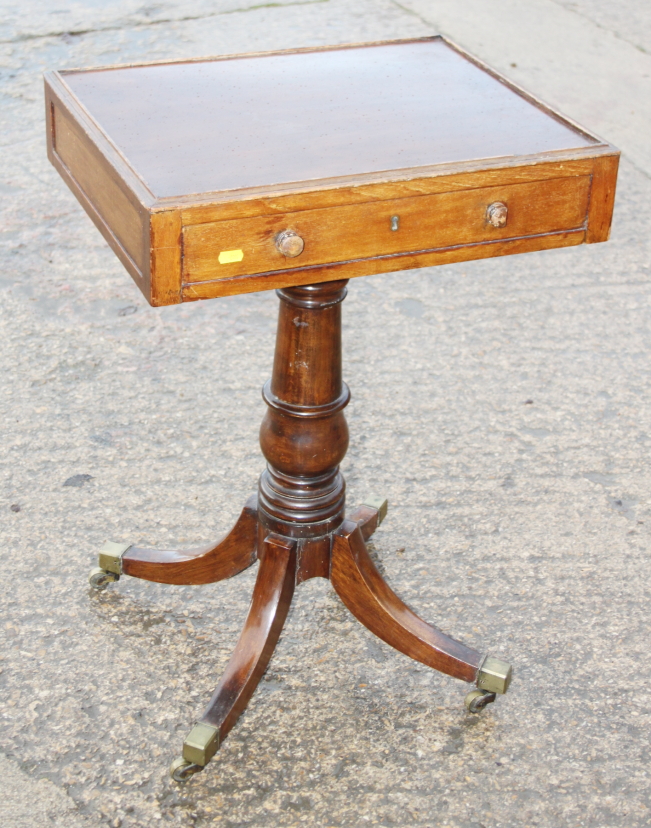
[174,534,296,777]
[348,496,388,542]
[331,520,483,683]
[116,495,258,585]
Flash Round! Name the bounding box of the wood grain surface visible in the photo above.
[45,82,152,294]
[331,520,483,683]
[198,535,296,743]
[182,229,587,301]
[60,38,594,199]
[182,176,591,283]
[121,495,258,584]
[53,105,147,271]
[347,504,381,542]
[586,154,620,243]
[175,154,608,222]
[258,281,349,539]
[150,210,182,306]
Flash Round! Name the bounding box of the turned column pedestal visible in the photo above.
[258,280,350,575]
[90,281,512,782]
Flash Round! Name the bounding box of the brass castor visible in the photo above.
[464,688,497,713]
[170,757,203,783]
[88,567,119,590]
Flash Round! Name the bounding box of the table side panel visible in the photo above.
[150,211,182,306]
[182,176,591,284]
[586,154,619,243]
[52,104,148,273]
[44,72,151,301]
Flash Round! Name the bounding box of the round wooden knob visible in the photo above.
[487,201,508,228]
[276,230,305,258]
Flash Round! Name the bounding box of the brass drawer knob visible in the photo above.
[487,201,508,228]
[276,230,305,258]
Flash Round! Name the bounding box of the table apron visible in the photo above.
[182,175,591,284]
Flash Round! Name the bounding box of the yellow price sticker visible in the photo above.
[218,249,244,264]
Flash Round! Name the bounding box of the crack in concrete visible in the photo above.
[0,0,329,45]
[547,0,650,56]
[388,0,437,31]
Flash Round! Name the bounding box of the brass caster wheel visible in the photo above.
[88,567,119,590]
[170,757,203,783]
[465,689,497,714]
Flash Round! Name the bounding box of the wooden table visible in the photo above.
[45,37,618,782]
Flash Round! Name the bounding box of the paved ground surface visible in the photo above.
[1,1,650,826]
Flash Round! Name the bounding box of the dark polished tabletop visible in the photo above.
[63,39,594,199]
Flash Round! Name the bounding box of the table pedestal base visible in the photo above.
[89,280,512,781]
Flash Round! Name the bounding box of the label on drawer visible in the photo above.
[218,249,244,264]
[182,176,591,283]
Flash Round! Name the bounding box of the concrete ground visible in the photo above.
[1,1,650,826]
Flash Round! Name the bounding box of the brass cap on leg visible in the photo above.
[98,541,131,575]
[182,722,220,767]
[477,656,513,695]
[363,496,388,525]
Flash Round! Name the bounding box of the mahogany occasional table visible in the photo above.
[44,37,618,782]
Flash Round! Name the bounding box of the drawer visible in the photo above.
[182,175,591,283]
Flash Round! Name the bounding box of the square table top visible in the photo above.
[45,37,618,306]
[60,38,595,201]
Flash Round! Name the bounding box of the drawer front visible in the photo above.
[183,176,591,283]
